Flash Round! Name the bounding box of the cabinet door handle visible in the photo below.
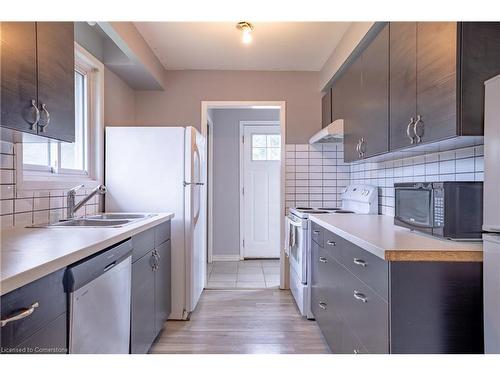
[406,117,415,144]
[1,302,39,327]
[413,115,424,143]
[318,301,327,310]
[29,99,40,130]
[38,104,50,132]
[150,251,158,271]
[353,258,367,267]
[313,230,320,234]
[353,290,368,303]
[327,240,336,246]
[319,256,328,263]
[359,138,366,158]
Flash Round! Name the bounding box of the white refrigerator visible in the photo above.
[105,126,207,320]
[483,74,500,353]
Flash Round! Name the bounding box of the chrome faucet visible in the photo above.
[67,184,107,219]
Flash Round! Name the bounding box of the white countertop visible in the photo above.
[309,214,483,262]
[0,213,174,295]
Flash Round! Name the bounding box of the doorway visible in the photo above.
[201,101,287,290]
[240,122,281,259]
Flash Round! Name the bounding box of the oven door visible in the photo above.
[285,215,307,284]
[394,186,434,231]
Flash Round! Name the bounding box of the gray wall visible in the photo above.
[212,108,280,258]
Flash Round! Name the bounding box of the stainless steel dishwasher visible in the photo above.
[66,239,132,354]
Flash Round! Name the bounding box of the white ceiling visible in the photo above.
[134,22,350,71]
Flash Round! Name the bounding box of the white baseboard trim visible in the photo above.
[212,255,241,262]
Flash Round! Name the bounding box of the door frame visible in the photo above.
[239,121,281,260]
[201,101,288,290]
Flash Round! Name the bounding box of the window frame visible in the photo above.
[16,43,104,191]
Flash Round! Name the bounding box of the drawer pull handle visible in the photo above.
[327,240,336,246]
[313,230,320,234]
[319,257,328,263]
[353,258,367,267]
[1,302,39,327]
[318,302,327,310]
[353,291,368,303]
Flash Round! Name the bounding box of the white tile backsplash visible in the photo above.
[285,143,349,210]
[349,145,484,216]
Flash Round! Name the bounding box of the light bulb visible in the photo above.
[242,29,252,44]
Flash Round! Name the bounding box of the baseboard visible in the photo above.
[211,255,241,262]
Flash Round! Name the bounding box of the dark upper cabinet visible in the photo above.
[389,22,418,150]
[36,22,75,142]
[358,24,389,159]
[321,88,332,128]
[0,22,75,142]
[390,22,500,151]
[344,24,389,162]
[0,22,38,135]
[391,22,458,149]
[342,58,362,162]
[416,23,457,144]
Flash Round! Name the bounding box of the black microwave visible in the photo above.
[394,182,483,240]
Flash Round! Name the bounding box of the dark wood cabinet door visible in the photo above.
[0,22,38,134]
[359,24,389,158]
[389,22,417,151]
[154,240,171,335]
[321,88,332,128]
[36,22,75,142]
[130,251,156,354]
[342,58,363,162]
[416,22,457,144]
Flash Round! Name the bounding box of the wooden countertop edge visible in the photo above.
[384,250,483,262]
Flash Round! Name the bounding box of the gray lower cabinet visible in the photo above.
[130,248,156,354]
[0,269,67,354]
[154,240,172,334]
[310,221,483,354]
[130,221,172,354]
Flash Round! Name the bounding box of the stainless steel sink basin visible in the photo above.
[48,219,132,227]
[28,212,156,228]
[86,213,154,220]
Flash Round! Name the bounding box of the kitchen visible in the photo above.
[1,1,500,373]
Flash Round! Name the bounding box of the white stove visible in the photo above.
[285,185,378,319]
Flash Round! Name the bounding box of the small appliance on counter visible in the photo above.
[285,184,378,319]
[394,181,483,240]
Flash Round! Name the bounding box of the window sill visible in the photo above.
[17,172,100,192]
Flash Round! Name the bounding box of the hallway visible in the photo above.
[151,289,329,354]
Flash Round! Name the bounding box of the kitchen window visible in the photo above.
[251,134,281,161]
[18,44,104,190]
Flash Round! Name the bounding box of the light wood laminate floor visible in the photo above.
[151,289,329,354]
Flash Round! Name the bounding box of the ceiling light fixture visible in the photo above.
[236,21,254,45]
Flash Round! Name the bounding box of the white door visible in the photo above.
[242,125,281,258]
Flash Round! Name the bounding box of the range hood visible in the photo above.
[309,119,344,144]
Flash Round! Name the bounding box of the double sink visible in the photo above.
[33,213,156,228]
